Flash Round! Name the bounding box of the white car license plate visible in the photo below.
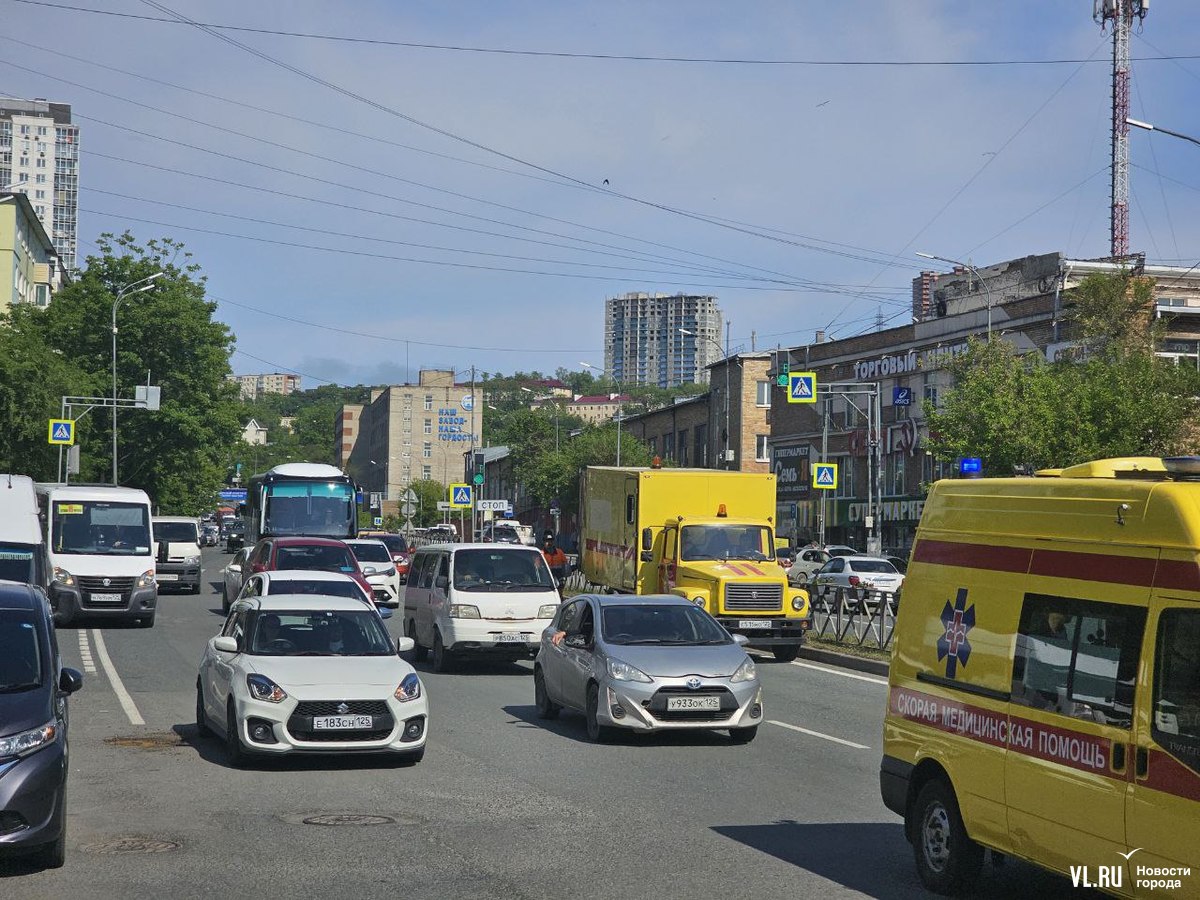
[90,592,123,603]
[495,632,524,643]
[312,715,373,730]
[666,695,721,711]
[738,619,773,630]
[157,573,178,581]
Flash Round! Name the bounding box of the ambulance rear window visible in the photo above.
[1152,610,1200,775]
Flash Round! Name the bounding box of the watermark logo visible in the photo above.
[1071,850,1190,892]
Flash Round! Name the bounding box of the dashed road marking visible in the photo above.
[768,719,870,749]
[77,630,97,674]
[91,628,145,726]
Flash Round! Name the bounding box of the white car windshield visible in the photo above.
[155,522,199,543]
[51,501,151,556]
[452,549,555,592]
[248,610,393,656]
[850,560,898,574]
[267,580,368,601]
[347,542,391,563]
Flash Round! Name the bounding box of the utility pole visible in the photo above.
[1095,0,1148,258]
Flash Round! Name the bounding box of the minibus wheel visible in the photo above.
[911,778,983,895]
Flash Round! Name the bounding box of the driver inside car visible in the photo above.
[255,613,282,650]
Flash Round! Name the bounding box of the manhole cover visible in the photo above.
[301,814,396,827]
[104,733,184,751]
[82,837,181,854]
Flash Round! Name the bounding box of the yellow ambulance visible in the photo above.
[881,457,1199,898]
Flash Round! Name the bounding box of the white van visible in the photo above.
[39,485,158,627]
[403,543,561,672]
[152,516,202,594]
[0,474,48,587]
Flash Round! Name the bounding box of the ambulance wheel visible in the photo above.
[911,778,983,895]
[772,646,800,662]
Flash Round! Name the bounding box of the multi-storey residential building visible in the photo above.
[337,369,485,516]
[0,99,78,269]
[226,372,301,401]
[603,292,723,387]
[0,191,63,311]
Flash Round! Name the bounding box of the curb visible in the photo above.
[798,645,890,678]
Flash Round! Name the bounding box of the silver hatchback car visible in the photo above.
[534,594,763,743]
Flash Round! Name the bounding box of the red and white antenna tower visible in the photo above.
[1095,0,1148,259]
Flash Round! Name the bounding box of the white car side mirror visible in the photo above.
[396,636,415,653]
[362,565,378,576]
[213,636,239,653]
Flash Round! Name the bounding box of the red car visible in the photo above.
[243,537,374,599]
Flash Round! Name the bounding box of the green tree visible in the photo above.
[36,232,242,513]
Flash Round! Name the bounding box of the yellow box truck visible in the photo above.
[579,466,810,660]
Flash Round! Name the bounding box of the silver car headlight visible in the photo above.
[730,656,757,684]
[246,674,288,703]
[135,569,156,588]
[449,604,480,619]
[394,673,422,702]
[537,603,559,619]
[0,720,57,758]
[607,657,652,683]
[52,566,75,587]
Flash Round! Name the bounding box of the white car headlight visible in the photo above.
[52,566,74,586]
[246,674,287,703]
[449,604,480,619]
[537,603,559,619]
[730,657,757,684]
[0,720,57,758]
[395,673,422,702]
[184,555,201,566]
[383,567,396,578]
[136,569,156,588]
[607,657,652,683]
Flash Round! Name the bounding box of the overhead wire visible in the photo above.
[965,166,1109,257]
[1130,60,1181,261]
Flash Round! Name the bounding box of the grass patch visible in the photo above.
[806,634,892,663]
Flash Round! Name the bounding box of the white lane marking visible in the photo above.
[789,660,888,686]
[76,630,96,674]
[768,719,870,749]
[90,628,145,726]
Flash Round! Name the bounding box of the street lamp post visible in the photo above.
[1127,117,1200,149]
[916,252,993,339]
[111,272,164,484]
[680,328,730,469]
[580,362,623,466]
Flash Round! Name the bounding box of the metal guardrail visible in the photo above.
[806,583,898,650]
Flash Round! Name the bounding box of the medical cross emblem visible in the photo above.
[936,588,975,678]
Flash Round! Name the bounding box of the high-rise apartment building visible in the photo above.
[0,99,79,269]
[226,372,301,401]
[603,293,723,387]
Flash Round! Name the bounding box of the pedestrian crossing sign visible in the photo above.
[813,463,838,490]
[787,372,817,404]
[48,419,75,445]
[449,483,473,508]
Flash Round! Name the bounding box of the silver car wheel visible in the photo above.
[921,802,952,874]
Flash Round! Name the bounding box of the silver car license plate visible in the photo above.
[495,632,524,643]
[312,715,373,730]
[90,592,123,603]
[666,696,721,711]
[738,619,772,629]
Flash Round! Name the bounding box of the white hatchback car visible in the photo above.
[345,539,402,608]
[196,594,427,765]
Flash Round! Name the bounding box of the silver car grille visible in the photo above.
[724,582,783,611]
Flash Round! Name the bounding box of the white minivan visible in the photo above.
[39,485,158,627]
[0,474,48,587]
[152,516,203,594]
[403,543,561,672]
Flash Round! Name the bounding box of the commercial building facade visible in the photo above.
[604,292,724,387]
[0,191,62,311]
[0,98,79,269]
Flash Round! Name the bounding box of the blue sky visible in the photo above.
[3,1,1198,386]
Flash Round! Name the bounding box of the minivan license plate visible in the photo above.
[495,633,524,643]
[90,592,123,603]
[738,619,772,630]
[312,715,373,730]
[666,696,721,711]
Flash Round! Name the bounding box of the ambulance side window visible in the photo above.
[1152,610,1200,775]
[1011,594,1146,729]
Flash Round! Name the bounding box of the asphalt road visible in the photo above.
[3,547,1093,899]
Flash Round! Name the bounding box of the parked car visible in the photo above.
[344,539,402,608]
[242,537,373,603]
[196,594,426,766]
[221,548,251,614]
[811,555,905,610]
[0,583,83,868]
[534,593,762,743]
[787,547,832,586]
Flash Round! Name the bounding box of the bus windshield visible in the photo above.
[263,482,356,538]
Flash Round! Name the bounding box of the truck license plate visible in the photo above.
[738,619,772,630]
[312,715,373,730]
[90,592,123,603]
[666,696,721,711]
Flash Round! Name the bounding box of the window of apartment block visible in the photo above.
[35,157,45,168]
[422,465,431,480]
[35,174,45,184]
[755,435,769,462]
[424,419,432,435]
[36,125,47,136]
[755,380,771,407]
[423,442,432,458]
[424,394,433,410]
